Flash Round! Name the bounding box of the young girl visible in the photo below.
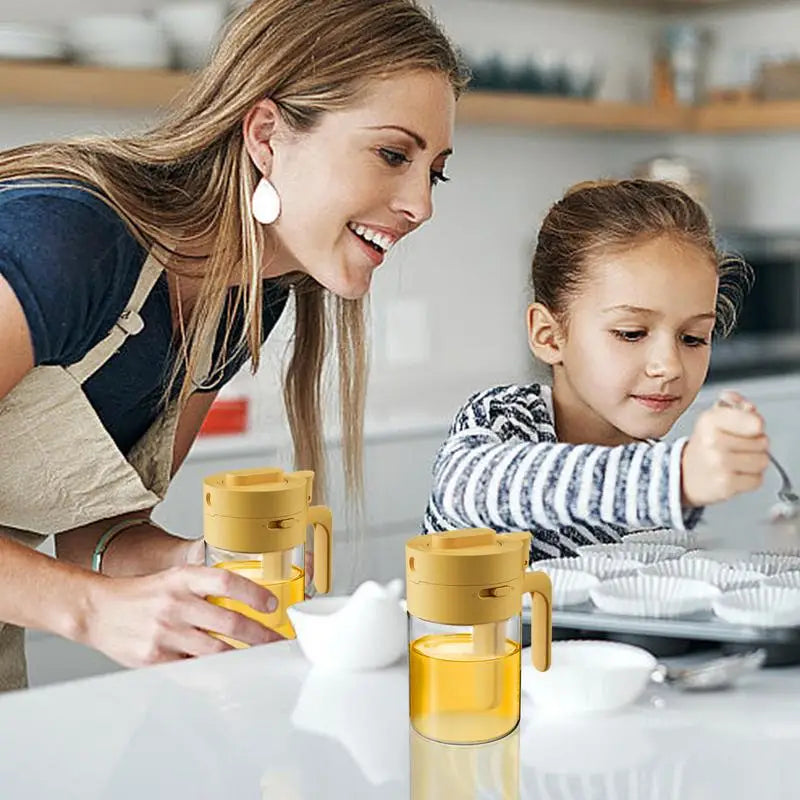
[423,179,769,561]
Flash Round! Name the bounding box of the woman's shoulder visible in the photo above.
[0,179,146,365]
[450,382,556,438]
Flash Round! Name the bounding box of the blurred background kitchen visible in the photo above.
[6,0,800,683]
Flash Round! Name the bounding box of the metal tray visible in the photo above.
[523,603,800,645]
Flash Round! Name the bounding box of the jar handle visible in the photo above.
[523,570,552,671]
[307,505,332,594]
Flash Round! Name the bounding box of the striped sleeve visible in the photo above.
[422,384,702,541]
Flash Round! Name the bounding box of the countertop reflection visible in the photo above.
[0,640,799,799]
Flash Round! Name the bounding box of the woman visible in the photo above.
[0,0,466,690]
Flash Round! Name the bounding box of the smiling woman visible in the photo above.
[0,0,468,691]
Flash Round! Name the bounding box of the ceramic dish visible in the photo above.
[524,567,599,609]
[521,640,656,714]
[589,574,720,618]
[641,557,764,593]
[287,579,406,671]
[535,555,643,580]
[712,585,800,627]
[577,542,685,564]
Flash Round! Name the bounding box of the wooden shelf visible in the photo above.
[0,60,190,110]
[457,91,692,132]
[4,60,800,135]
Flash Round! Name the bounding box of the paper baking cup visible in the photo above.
[577,542,685,564]
[685,550,800,576]
[625,530,700,549]
[713,585,800,627]
[589,575,720,618]
[765,571,800,590]
[641,557,764,593]
[524,567,599,609]
[535,556,643,581]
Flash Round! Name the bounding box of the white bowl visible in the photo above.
[521,640,656,714]
[590,575,720,618]
[0,24,66,61]
[577,542,685,564]
[154,1,227,69]
[67,14,172,69]
[287,580,406,671]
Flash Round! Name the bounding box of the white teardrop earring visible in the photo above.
[252,176,281,225]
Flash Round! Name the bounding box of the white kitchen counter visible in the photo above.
[1,641,799,799]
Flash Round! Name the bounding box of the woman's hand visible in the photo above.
[82,565,283,668]
[681,391,770,507]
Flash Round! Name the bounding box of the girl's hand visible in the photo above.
[83,565,283,668]
[681,390,770,507]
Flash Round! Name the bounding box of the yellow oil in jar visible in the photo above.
[409,633,521,744]
[209,561,304,646]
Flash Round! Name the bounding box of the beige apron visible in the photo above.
[0,252,211,691]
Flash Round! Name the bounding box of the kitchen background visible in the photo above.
[4,0,800,683]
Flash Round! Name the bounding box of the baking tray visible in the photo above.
[522,604,800,646]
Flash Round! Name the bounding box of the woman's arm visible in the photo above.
[55,390,217,575]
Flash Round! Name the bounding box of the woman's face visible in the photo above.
[263,70,456,299]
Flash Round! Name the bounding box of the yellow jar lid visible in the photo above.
[406,529,530,588]
[203,467,309,519]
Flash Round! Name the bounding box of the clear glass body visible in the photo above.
[408,614,522,745]
[206,543,305,641]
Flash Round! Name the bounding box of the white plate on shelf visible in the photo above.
[590,574,720,618]
[0,24,67,61]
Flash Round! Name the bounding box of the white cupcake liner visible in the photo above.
[577,542,685,564]
[641,557,764,593]
[625,530,700,549]
[535,556,643,581]
[525,567,599,609]
[765,571,800,590]
[713,585,800,627]
[589,574,720,618]
[684,549,800,576]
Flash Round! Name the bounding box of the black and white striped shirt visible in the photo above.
[422,383,702,561]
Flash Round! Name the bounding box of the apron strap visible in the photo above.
[66,252,164,385]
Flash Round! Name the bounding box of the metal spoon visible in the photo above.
[651,648,766,691]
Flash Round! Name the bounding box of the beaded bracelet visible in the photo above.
[91,518,151,574]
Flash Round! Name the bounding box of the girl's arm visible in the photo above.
[429,427,698,535]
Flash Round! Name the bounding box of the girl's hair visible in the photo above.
[531,179,752,338]
[0,0,468,501]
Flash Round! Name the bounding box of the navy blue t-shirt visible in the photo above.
[0,182,289,455]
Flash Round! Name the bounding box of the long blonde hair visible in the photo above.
[0,0,467,500]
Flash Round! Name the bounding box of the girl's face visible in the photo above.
[263,70,455,299]
[532,235,719,446]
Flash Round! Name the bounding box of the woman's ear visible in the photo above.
[527,302,565,365]
[242,99,283,175]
